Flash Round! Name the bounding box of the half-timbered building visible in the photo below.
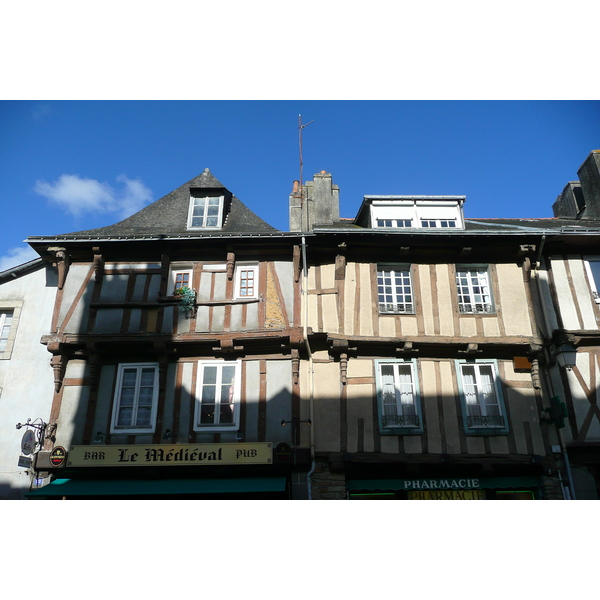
[291,170,571,500]
[541,150,600,499]
[26,169,311,499]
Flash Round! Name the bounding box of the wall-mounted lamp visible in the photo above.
[163,429,173,441]
[555,343,577,370]
[94,431,107,443]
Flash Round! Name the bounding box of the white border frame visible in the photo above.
[110,362,160,434]
[193,359,241,432]
[234,263,259,299]
[187,195,224,230]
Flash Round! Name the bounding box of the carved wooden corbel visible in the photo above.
[48,246,70,290]
[340,352,348,385]
[335,254,346,281]
[293,245,301,283]
[291,348,300,385]
[531,359,542,390]
[522,256,532,283]
[92,247,105,282]
[88,351,101,391]
[50,354,66,393]
[227,251,235,281]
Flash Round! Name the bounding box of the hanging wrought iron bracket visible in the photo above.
[16,418,48,449]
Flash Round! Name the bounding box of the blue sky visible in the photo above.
[1,100,599,271]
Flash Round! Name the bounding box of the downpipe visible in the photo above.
[302,236,316,499]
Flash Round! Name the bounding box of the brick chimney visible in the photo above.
[289,170,340,232]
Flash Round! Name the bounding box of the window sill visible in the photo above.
[464,428,509,436]
[193,425,239,432]
[380,428,423,436]
[110,428,156,435]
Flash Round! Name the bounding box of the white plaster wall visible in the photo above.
[567,257,598,330]
[496,263,532,337]
[0,264,57,499]
[550,257,580,330]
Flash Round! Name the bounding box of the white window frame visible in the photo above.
[234,264,259,299]
[0,310,14,353]
[584,258,600,304]
[375,359,422,433]
[110,363,159,434]
[456,359,508,433]
[169,267,193,295]
[375,219,413,228]
[194,360,241,432]
[0,301,22,360]
[455,266,494,314]
[187,195,224,230]
[377,265,414,314]
[421,219,457,228]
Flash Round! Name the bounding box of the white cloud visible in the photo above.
[34,174,153,219]
[0,245,39,273]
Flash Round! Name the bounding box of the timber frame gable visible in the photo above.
[26,170,313,499]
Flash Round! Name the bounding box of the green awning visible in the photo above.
[347,477,540,492]
[27,477,287,498]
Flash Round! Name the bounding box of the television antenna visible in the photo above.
[298,114,314,213]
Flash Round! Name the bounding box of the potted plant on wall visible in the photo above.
[173,286,196,317]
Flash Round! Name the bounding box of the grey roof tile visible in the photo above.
[53,169,278,239]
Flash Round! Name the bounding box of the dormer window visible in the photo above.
[376,219,412,228]
[421,219,457,228]
[187,195,224,229]
[361,196,466,230]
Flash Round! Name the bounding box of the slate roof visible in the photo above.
[35,169,278,241]
[314,216,600,234]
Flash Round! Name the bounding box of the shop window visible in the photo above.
[194,360,241,432]
[234,264,259,299]
[377,265,414,314]
[187,195,224,229]
[111,363,159,434]
[455,266,494,314]
[456,359,509,434]
[375,359,423,434]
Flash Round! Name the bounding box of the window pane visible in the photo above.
[203,366,217,385]
[200,404,215,424]
[138,386,154,406]
[201,384,216,403]
[136,406,152,427]
[140,368,155,386]
[117,406,133,427]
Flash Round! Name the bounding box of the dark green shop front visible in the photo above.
[347,476,541,500]
[28,476,288,499]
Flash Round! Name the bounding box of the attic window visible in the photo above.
[421,219,457,228]
[187,196,224,229]
[376,219,412,228]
